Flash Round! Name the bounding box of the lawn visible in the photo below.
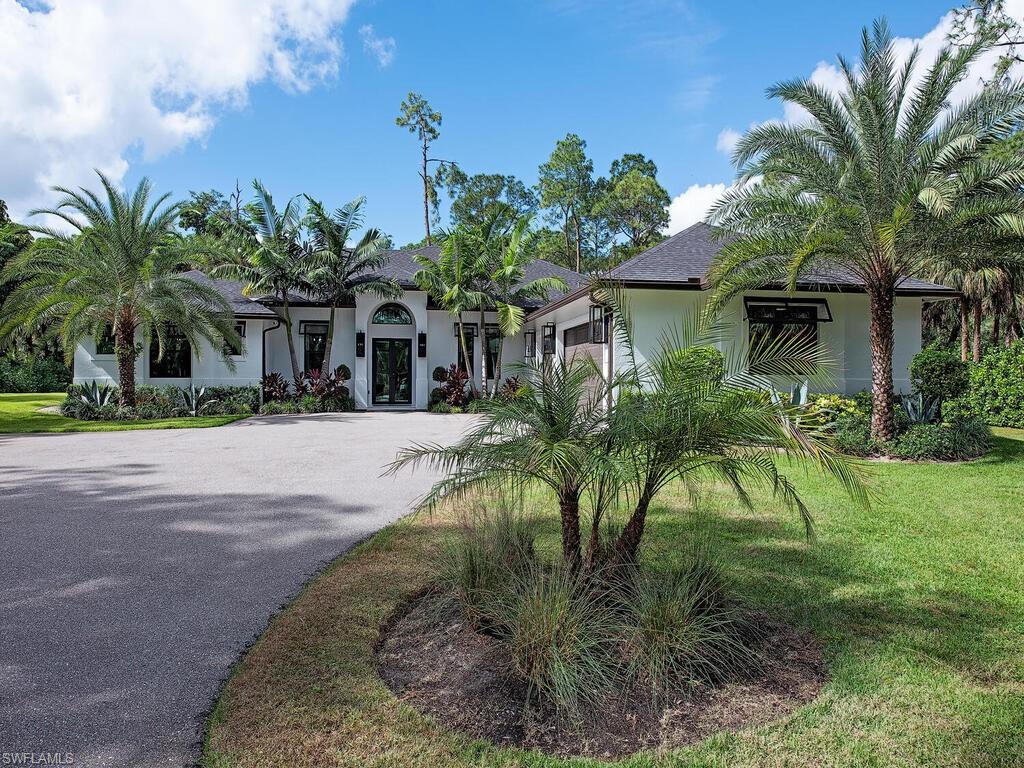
[0,393,249,433]
[203,429,1024,768]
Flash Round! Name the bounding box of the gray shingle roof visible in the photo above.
[183,270,278,317]
[609,222,955,295]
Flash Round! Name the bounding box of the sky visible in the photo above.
[1,0,1014,246]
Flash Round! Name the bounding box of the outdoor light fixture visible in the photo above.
[355,331,365,358]
[524,329,536,358]
[418,332,427,358]
[541,323,556,355]
[589,304,607,344]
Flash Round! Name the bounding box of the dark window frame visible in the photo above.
[223,321,246,357]
[300,321,329,373]
[372,303,414,325]
[485,324,501,379]
[95,324,116,356]
[563,322,590,348]
[744,298,830,375]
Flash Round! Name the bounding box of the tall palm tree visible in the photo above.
[214,181,311,380]
[708,21,1024,441]
[413,229,487,394]
[0,172,240,406]
[304,196,399,374]
[486,215,568,395]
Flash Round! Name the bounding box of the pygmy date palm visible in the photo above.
[0,171,240,406]
[708,21,1024,441]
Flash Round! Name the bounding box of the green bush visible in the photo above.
[618,543,758,692]
[832,412,881,457]
[0,354,71,393]
[890,418,990,461]
[909,346,969,407]
[963,342,1024,428]
[259,399,299,415]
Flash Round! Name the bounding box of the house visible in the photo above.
[73,224,956,407]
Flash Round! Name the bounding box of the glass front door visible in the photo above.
[372,338,413,405]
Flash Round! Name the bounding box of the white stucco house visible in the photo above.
[73,224,956,408]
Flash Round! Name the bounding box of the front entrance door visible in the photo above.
[372,338,413,405]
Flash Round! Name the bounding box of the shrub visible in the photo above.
[261,372,290,402]
[890,418,990,461]
[0,354,71,393]
[909,346,969,408]
[483,563,616,716]
[428,387,445,407]
[429,401,453,414]
[438,363,469,407]
[259,399,299,415]
[432,366,448,383]
[618,545,758,693]
[963,342,1024,428]
[832,412,881,457]
[498,375,526,401]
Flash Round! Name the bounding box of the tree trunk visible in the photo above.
[557,486,582,570]
[960,296,970,362]
[282,294,301,379]
[992,307,1001,349]
[478,307,488,395]
[868,284,896,443]
[973,301,983,363]
[491,335,505,397]
[457,316,476,396]
[615,491,652,565]
[562,212,571,268]
[422,141,431,246]
[321,304,336,375]
[573,216,582,273]
[114,317,137,407]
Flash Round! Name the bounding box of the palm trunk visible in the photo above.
[992,307,1001,349]
[457,316,475,396]
[321,305,336,375]
[973,301,983,363]
[478,307,488,395]
[422,142,431,246]
[557,485,582,570]
[868,284,896,444]
[615,488,653,565]
[282,294,301,379]
[960,296,970,362]
[114,317,137,407]
[492,335,505,397]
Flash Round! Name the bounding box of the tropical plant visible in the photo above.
[707,21,1024,442]
[900,392,940,424]
[261,372,290,402]
[909,346,969,408]
[180,384,216,417]
[213,181,312,380]
[79,380,115,407]
[484,214,569,396]
[436,363,469,407]
[304,196,399,373]
[412,229,487,393]
[0,172,240,406]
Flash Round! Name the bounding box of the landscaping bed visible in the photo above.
[377,591,825,759]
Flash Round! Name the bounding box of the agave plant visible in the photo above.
[901,392,940,425]
[79,380,115,407]
[180,384,216,417]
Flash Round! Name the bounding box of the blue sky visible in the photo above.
[4,0,961,243]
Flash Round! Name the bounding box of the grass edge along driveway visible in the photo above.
[202,429,1024,768]
[0,393,248,433]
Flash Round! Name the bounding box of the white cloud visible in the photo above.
[665,182,728,234]
[0,0,357,222]
[677,75,719,111]
[359,24,396,68]
[715,128,741,156]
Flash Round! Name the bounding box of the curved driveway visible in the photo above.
[0,412,468,767]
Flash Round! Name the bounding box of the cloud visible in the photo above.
[677,75,719,111]
[715,128,741,156]
[359,24,396,68]
[665,182,729,234]
[0,0,357,222]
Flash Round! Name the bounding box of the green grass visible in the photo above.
[0,392,248,433]
[203,429,1024,768]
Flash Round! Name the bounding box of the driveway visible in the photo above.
[0,412,469,767]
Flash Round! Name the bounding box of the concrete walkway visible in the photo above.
[0,412,468,767]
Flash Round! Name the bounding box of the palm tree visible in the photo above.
[214,181,311,380]
[486,215,568,396]
[0,172,240,406]
[708,21,1024,441]
[304,196,399,374]
[413,229,487,395]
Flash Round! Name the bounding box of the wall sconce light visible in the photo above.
[541,323,556,355]
[355,331,365,358]
[417,332,427,358]
[589,304,607,344]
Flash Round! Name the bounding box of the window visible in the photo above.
[96,325,116,355]
[372,303,413,325]
[524,329,536,358]
[149,326,191,378]
[745,298,830,374]
[563,322,590,348]
[457,331,475,373]
[485,325,500,378]
[223,322,246,357]
[301,321,329,373]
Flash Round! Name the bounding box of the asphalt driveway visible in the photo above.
[0,412,469,767]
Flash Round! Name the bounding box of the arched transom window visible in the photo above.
[372,303,413,325]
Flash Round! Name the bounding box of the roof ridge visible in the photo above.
[611,221,707,277]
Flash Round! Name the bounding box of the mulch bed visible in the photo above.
[377,592,827,760]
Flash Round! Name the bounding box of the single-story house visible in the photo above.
[73,224,956,408]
